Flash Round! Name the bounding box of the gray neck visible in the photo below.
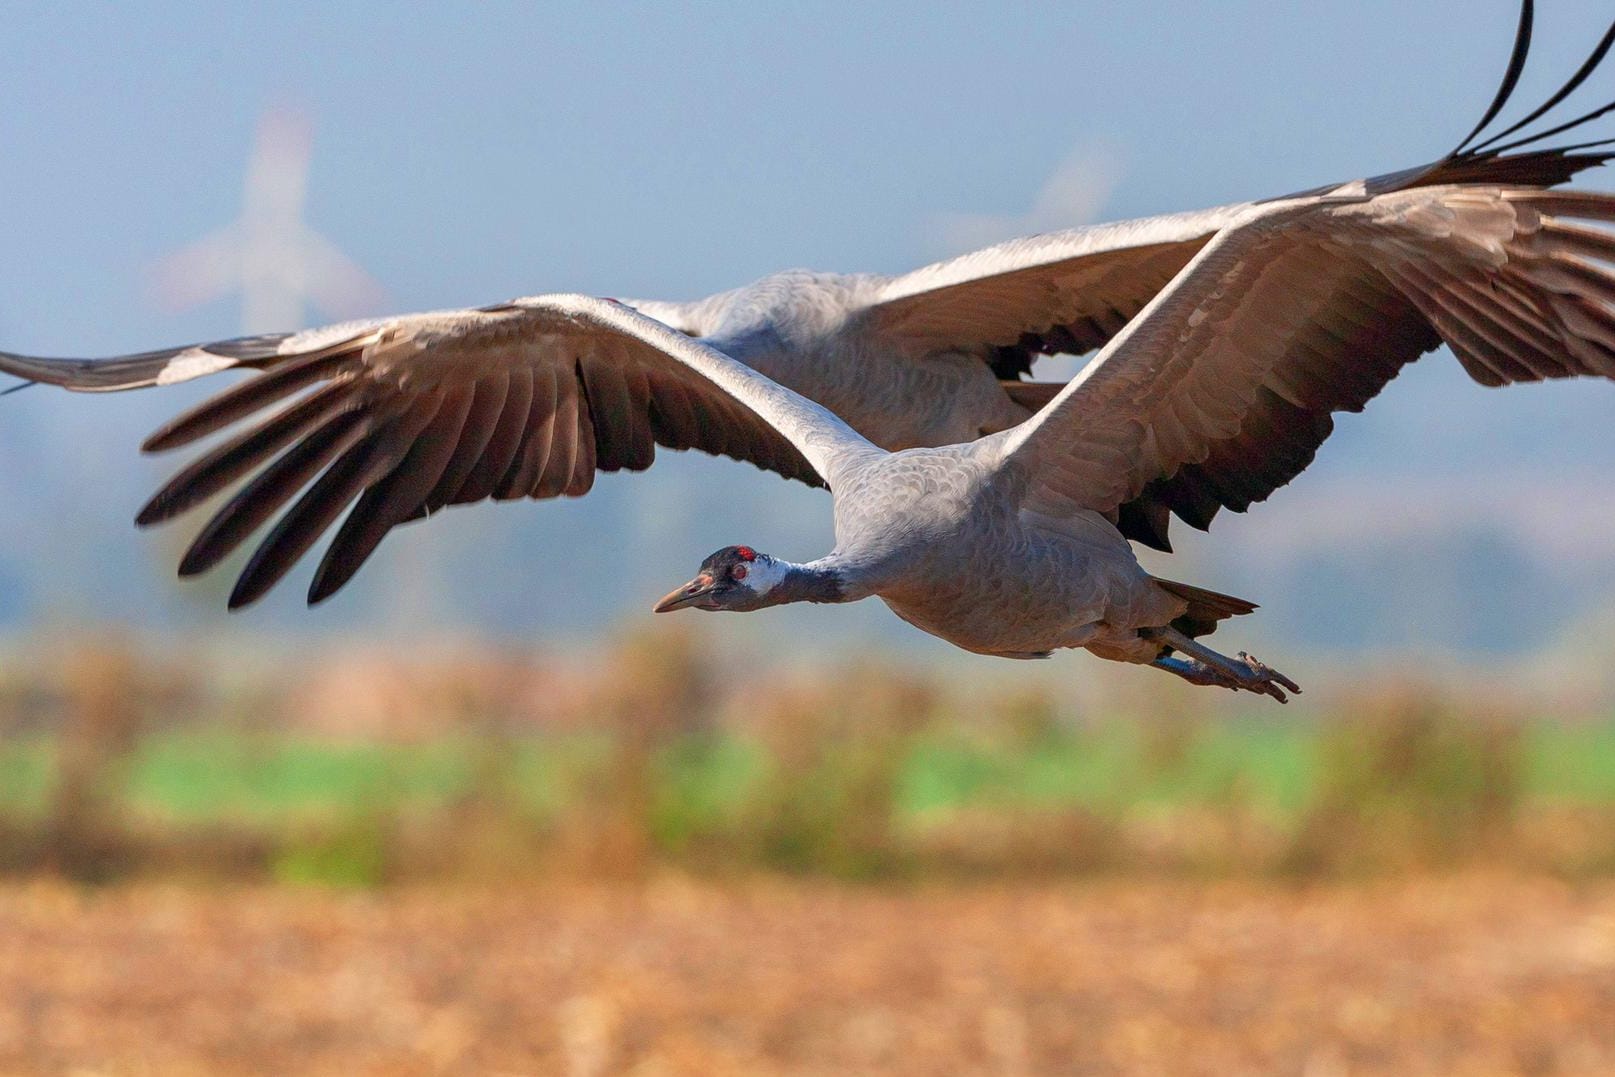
[765,558,846,607]
[752,555,873,609]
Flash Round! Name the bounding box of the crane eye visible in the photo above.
[731,565,748,582]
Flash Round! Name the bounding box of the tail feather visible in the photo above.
[1152,576,1258,641]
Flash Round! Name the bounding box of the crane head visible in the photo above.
[653,545,783,613]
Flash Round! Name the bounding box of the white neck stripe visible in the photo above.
[744,555,792,596]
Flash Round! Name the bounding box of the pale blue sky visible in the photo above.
[1,1,1612,655]
[8,1,1607,346]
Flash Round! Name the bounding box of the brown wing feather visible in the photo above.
[136,381,362,526]
[1006,186,1615,545]
[308,387,477,603]
[448,368,532,507]
[422,375,508,510]
[132,303,825,607]
[1115,277,1439,549]
[142,345,371,452]
[227,394,446,608]
[176,408,375,577]
[870,233,1221,378]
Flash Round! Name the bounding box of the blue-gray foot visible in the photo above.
[1148,629,1301,704]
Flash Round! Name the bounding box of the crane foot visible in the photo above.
[1146,629,1301,704]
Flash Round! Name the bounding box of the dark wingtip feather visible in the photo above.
[226,579,263,611]
[1480,97,1615,159]
[1378,5,1615,195]
[134,499,168,530]
[1469,15,1615,155]
[306,570,345,607]
[1452,0,1536,156]
[1443,2,1615,166]
[305,392,473,605]
[174,410,369,578]
[178,540,221,579]
[140,348,355,454]
[225,396,440,608]
[1413,146,1615,188]
[135,383,361,529]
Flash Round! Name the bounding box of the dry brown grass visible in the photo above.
[1,875,1612,1075]
[2,635,1613,1071]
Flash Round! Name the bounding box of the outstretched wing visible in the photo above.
[991,184,1615,541]
[856,0,1615,398]
[880,0,1615,546]
[0,296,874,607]
[859,206,1245,378]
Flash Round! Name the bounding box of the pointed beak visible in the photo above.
[653,574,717,613]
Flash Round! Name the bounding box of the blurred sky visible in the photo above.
[2,1,1614,660]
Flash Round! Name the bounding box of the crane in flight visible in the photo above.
[3,1,1614,701]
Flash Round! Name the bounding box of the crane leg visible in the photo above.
[1146,626,1301,704]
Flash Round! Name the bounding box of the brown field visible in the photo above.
[4,636,1615,1073]
[2,875,1613,1075]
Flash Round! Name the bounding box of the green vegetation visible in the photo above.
[3,632,1614,885]
[3,712,1614,885]
[4,720,1613,827]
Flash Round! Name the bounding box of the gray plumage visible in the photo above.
[4,1,1614,699]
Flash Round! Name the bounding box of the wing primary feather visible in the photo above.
[1512,190,1615,221]
[142,348,357,453]
[578,352,638,471]
[1451,0,1535,156]
[420,376,507,510]
[1478,96,1615,158]
[228,395,443,609]
[1468,15,1615,154]
[1419,294,1539,383]
[645,373,702,448]
[308,387,477,604]
[452,368,532,505]
[497,364,558,499]
[562,358,597,496]
[615,359,657,471]
[137,382,360,526]
[1526,134,1615,155]
[1539,220,1615,263]
[1549,298,1615,374]
[177,408,371,577]
[530,364,577,498]
[1388,261,1570,378]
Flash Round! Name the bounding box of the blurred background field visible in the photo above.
[4,627,1615,887]
[2,627,1615,1073]
[7,1,1615,1071]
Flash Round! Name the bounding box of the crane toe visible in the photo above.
[1151,647,1301,704]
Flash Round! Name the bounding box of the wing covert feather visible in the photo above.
[15,296,872,606]
[994,187,1615,543]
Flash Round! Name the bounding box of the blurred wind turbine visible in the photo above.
[930,143,1123,257]
[149,108,385,334]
